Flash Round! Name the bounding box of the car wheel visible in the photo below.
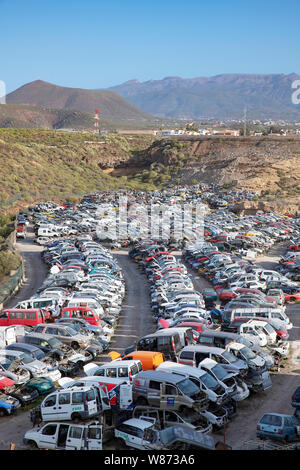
[71,342,79,350]
[0,408,7,417]
[27,440,38,449]
[136,397,148,406]
[116,437,126,449]
[71,413,81,423]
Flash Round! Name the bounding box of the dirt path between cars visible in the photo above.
[98,250,155,362]
[4,226,47,309]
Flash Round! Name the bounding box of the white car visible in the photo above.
[114,418,156,449]
[0,350,49,378]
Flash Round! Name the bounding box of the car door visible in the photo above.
[38,423,59,449]
[160,383,179,410]
[147,380,161,407]
[87,425,102,450]
[65,424,84,449]
[41,393,58,421]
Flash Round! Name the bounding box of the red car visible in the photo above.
[0,375,15,391]
[284,293,300,302]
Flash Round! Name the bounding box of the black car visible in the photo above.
[7,384,39,407]
[5,343,45,361]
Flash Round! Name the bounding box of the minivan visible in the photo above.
[178,345,248,376]
[83,360,142,382]
[132,370,207,412]
[24,420,103,450]
[126,331,182,361]
[221,307,292,330]
[0,309,46,328]
[60,307,101,327]
[40,386,101,421]
[154,327,195,348]
[197,329,260,349]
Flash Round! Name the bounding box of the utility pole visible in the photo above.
[243,107,247,136]
[94,108,99,134]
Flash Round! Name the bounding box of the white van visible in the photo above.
[67,298,104,318]
[83,360,142,382]
[0,325,25,348]
[24,421,102,450]
[58,376,133,410]
[40,386,101,422]
[222,307,292,330]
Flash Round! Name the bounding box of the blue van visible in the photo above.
[256,413,300,442]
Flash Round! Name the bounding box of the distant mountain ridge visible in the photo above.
[109,73,300,120]
[6,80,155,124]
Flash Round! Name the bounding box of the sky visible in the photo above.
[1,0,300,93]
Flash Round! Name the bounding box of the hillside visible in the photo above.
[109,73,300,120]
[7,80,156,124]
[0,104,120,130]
[0,129,156,210]
[0,129,300,214]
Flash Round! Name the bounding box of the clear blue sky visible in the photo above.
[1,0,299,93]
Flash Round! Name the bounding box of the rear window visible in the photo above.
[198,335,214,344]
[180,351,194,360]
[130,364,139,375]
[260,414,282,426]
[86,389,96,401]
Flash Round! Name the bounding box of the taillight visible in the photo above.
[172,339,175,350]
[278,429,283,434]
[129,371,132,382]
[256,425,260,430]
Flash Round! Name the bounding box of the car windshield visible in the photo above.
[263,323,275,334]
[177,378,199,396]
[222,350,238,364]
[211,364,228,381]
[48,337,63,348]
[33,300,53,308]
[20,354,34,364]
[240,347,256,360]
[200,372,219,389]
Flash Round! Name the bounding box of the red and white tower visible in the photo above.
[94,108,99,133]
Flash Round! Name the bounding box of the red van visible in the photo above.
[60,307,101,326]
[0,309,46,327]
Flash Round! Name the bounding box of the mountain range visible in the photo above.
[109,73,300,121]
[4,74,300,127]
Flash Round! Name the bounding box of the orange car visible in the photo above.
[108,350,165,370]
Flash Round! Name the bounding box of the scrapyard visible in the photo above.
[0,185,300,451]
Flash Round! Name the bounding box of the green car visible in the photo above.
[27,377,55,395]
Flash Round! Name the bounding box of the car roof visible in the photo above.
[121,418,155,430]
[135,370,185,384]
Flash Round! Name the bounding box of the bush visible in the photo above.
[0,251,21,277]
